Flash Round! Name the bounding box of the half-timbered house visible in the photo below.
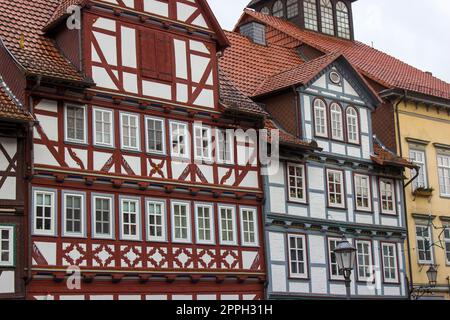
[219,2,422,299]
[0,0,267,300]
[0,76,34,299]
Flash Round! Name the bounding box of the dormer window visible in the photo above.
[320,0,335,35]
[287,0,299,19]
[273,1,284,18]
[336,1,351,39]
[261,6,270,15]
[304,0,318,31]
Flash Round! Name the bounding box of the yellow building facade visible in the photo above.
[393,97,450,300]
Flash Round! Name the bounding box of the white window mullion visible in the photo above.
[354,174,371,212]
[63,192,85,237]
[146,200,166,242]
[120,198,141,241]
[240,207,258,247]
[170,121,189,158]
[356,240,373,281]
[195,203,214,245]
[93,108,114,147]
[171,201,191,243]
[120,113,140,151]
[65,104,87,144]
[287,163,307,203]
[327,169,345,208]
[382,243,399,283]
[33,189,57,236]
[288,234,308,279]
[219,205,237,245]
[145,117,165,154]
[92,195,114,239]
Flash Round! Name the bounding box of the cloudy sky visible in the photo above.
[208,0,450,83]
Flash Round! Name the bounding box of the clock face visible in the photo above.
[329,71,342,85]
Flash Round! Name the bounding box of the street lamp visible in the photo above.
[333,237,357,300]
[410,265,438,299]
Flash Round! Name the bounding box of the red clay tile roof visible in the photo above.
[219,69,268,117]
[253,52,341,96]
[239,10,450,101]
[372,141,414,169]
[265,118,319,149]
[0,76,34,122]
[0,0,88,83]
[220,31,304,97]
[44,0,86,31]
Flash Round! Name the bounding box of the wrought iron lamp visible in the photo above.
[333,237,357,300]
[410,265,438,300]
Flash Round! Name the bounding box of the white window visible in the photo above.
[327,169,345,208]
[219,205,237,245]
[171,201,191,243]
[33,189,56,236]
[304,0,318,31]
[146,200,166,242]
[0,226,14,267]
[272,0,284,17]
[194,124,212,161]
[336,1,350,39]
[261,6,270,15]
[120,198,141,241]
[63,193,85,237]
[313,99,328,137]
[120,113,140,151]
[437,154,450,196]
[346,107,359,144]
[287,163,307,203]
[170,121,189,158]
[92,195,113,239]
[330,103,344,141]
[320,0,334,35]
[217,129,234,164]
[240,207,258,246]
[354,174,371,212]
[416,225,433,264]
[65,104,86,143]
[380,179,396,215]
[288,234,308,279]
[444,226,450,264]
[93,108,113,147]
[287,0,299,18]
[145,117,165,154]
[195,203,214,245]
[410,149,427,190]
[328,238,344,280]
[382,243,399,283]
[356,240,373,281]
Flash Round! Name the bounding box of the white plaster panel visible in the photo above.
[176,83,188,103]
[118,295,141,300]
[330,283,346,295]
[92,66,118,90]
[357,284,376,296]
[242,251,258,269]
[93,17,116,32]
[176,2,196,22]
[381,216,398,227]
[146,295,168,300]
[268,162,285,185]
[312,74,326,88]
[271,264,287,292]
[36,114,58,141]
[239,171,259,188]
[123,72,138,94]
[142,80,172,100]
[309,192,326,219]
[343,79,358,96]
[269,186,286,214]
[193,89,214,108]
[287,205,308,217]
[90,295,114,300]
[174,40,188,79]
[65,148,87,170]
[303,95,311,121]
[34,144,59,167]
[384,286,401,296]
[221,295,239,300]
[93,32,117,66]
[317,140,329,152]
[35,99,58,112]
[288,281,310,293]
[361,135,371,159]
[197,164,214,184]
[121,27,137,68]
[327,210,347,222]
[0,271,14,294]
[123,155,141,176]
[355,213,373,225]
[33,242,57,265]
[190,40,209,54]
[359,108,369,134]
[190,55,210,83]
[269,232,286,262]
[197,295,217,300]
[331,143,346,155]
[308,235,325,264]
[308,166,324,190]
[60,295,85,300]
[347,146,361,158]
[93,151,113,172]
[328,83,343,93]
[311,267,327,294]
[304,123,312,140]
[0,177,16,200]
[143,0,169,17]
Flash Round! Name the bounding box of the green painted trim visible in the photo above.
[0,224,16,268]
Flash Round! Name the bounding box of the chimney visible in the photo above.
[425,71,433,76]
[239,22,266,46]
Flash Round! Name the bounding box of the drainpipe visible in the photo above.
[395,90,417,300]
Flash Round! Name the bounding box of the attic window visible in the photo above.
[329,71,342,85]
[240,22,266,46]
[261,7,270,15]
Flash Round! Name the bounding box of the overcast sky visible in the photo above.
[208,0,450,83]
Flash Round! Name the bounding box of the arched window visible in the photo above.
[314,99,328,137]
[287,0,299,19]
[304,0,318,31]
[330,103,344,140]
[273,1,284,18]
[320,0,334,35]
[336,1,350,39]
[261,7,270,15]
[346,107,359,143]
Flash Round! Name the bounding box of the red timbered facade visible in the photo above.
[0,0,267,300]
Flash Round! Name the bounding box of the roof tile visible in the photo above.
[0,76,34,122]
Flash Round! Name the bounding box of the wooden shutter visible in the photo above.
[155,33,173,82]
[139,30,157,79]
[139,29,173,82]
